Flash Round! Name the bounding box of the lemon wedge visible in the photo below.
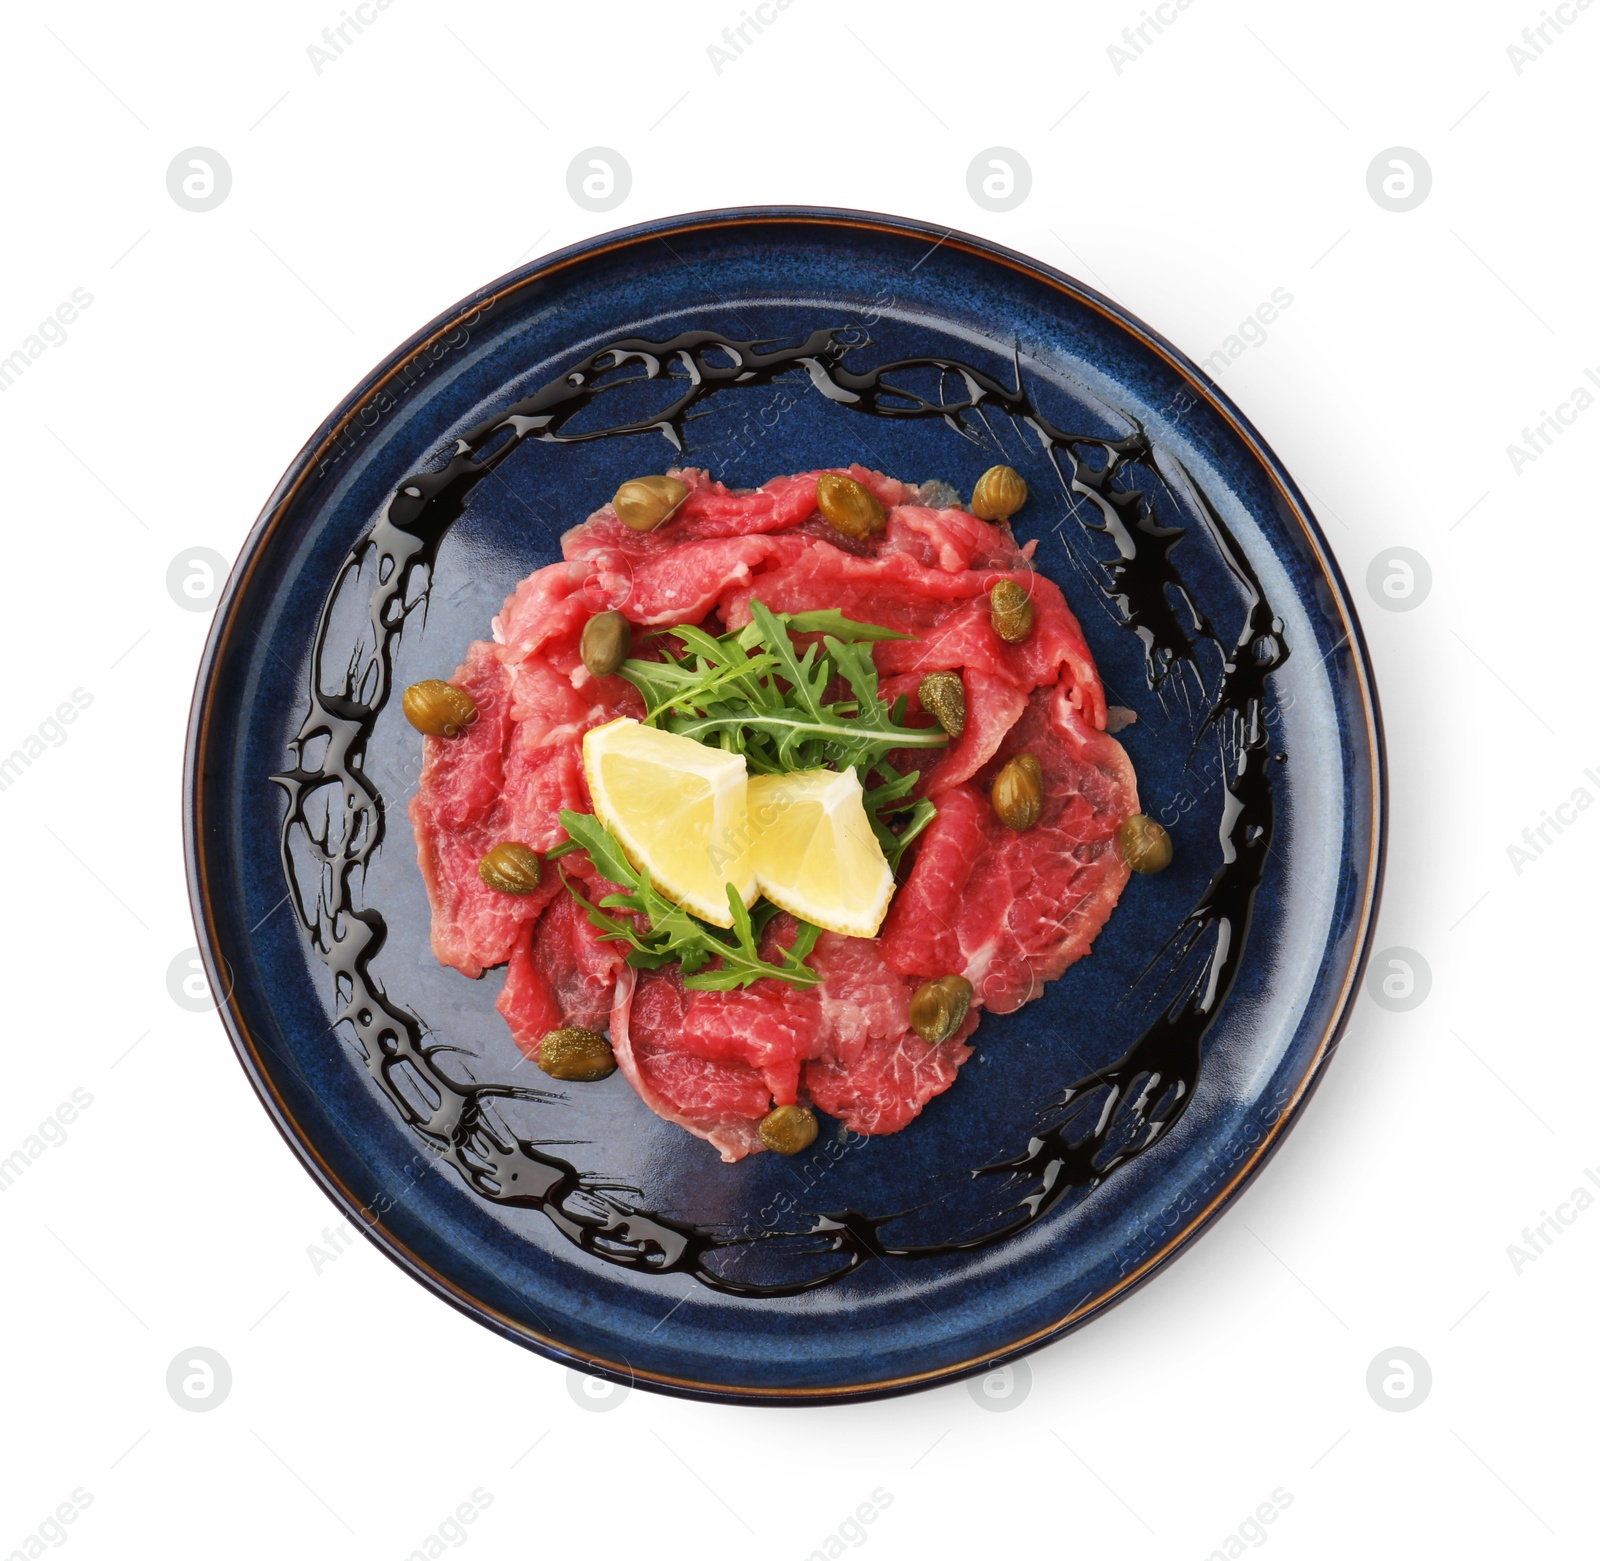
[746,768,895,939]
[581,717,757,926]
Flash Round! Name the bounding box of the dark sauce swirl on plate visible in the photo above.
[275,328,1287,1296]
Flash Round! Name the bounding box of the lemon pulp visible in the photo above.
[580,718,756,926]
[745,768,895,939]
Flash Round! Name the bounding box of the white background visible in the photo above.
[1,0,1594,1556]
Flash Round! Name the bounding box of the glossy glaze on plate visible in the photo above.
[185,208,1384,1402]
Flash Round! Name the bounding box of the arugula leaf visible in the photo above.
[666,705,947,761]
[611,655,708,717]
[731,608,913,651]
[637,651,781,725]
[556,811,709,966]
[782,608,914,642]
[621,600,947,777]
[557,809,636,887]
[747,600,831,769]
[682,886,823,991]
[863,764,939,871]
[554,809,821,990]
[878,798,936,871]
[560,874,681,971]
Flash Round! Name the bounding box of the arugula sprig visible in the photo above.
[551,810,822,990]
[621,601,947,776]
[695,891,824,993]
[864,763,938,872]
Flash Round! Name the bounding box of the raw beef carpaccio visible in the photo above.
[410,466,1138,1160]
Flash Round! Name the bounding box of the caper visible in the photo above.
[402,679,478,738]
[537,1027,616,1082]
[992,751,1044,831]
[580,610,631,679]
[908,974,974,1045]
[1117,814,1173,874]
[815,472,886,540]
[971,464,1028,522]
[989,578,1036,644]
[613,475,689,533]
[477,842,543,894]
[918,670,967,739]
[758,1104,819,1155]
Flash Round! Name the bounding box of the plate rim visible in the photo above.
[184,203,1388,1404]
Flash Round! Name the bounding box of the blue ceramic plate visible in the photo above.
[185,208,1384,1403]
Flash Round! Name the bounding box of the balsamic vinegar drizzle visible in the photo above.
[276,327,1288,1297]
